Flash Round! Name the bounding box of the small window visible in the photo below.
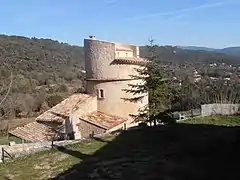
[97,89,104,99]
[126,52,128,57]
[100,89,104,98]
[117,52,120,57]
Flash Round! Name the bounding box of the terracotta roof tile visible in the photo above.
[78,111,127,130]
[9,122,53,142]
[36,93,93,123]
[116,48,133,52]
[114,57,148,65]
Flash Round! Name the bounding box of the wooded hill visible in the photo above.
[0,35,85,120]
[140,46,240,65]
[0,34,239,120]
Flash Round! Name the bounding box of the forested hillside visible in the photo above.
[140,46,240,64]
[0,35,85,120]
[180,46,240,57]
[0,34,239,120]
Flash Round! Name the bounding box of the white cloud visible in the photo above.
[126,1,227,21]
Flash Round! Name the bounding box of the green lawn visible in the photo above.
[182,115,240,126]
[0,136,22,145]
[0,116,239,180]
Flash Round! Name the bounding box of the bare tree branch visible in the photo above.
[0,81,5,94]
[0,72,13,106]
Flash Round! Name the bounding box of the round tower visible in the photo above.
[84,37,148,120]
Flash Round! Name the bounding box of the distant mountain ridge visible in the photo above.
[140,45,240,65]
[180,46,240,57]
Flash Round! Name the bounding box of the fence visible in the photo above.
[1,147,14,163]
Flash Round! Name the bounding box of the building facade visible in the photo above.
[84,37,148,120]
[9,37,149,142]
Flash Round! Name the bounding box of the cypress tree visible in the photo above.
[123,39,178,125]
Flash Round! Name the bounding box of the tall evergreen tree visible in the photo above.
[123,39,179,125]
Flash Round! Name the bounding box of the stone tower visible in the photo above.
[84,37,148,120]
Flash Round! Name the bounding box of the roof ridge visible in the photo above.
[78,111,127,130]
[36,93,94,122]
[9,121,51,142]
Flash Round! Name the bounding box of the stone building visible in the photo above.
[9,37,148,142]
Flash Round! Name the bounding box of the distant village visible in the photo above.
[161,61,240,85]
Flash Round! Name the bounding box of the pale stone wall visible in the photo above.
[84,39,140,80]
[0,140,82,161]
[87,79,148,119]
[1,133,113,162]
[116,50,134,58]
[84,38,148,120]
[66,96,98,139]
[77,120,106,138]
[201,103,240,117]
[84,39,115,80]
[115,42,139,57]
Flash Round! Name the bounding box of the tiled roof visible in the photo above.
[116,48,133,52]
[36,93,93,123]
[78,111,127,130]
[114,57,147,65]
[9,122,53,142]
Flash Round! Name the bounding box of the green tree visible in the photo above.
[124,39,178,125]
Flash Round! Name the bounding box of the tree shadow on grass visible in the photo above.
[54,146,90,160]
[52,123,240,180]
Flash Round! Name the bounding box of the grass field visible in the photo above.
[0,136,22,145]
[0,115,239,180]
[181,115,240,126]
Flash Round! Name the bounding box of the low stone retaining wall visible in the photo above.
[201,103,240,117]
[0,133,111,163]
[0,140,81,162]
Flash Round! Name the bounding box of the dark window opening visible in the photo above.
[100,89,104,98]
[97,89,104,99]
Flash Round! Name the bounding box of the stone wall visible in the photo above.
[201,103,240,117]
[0,133,108,163]
[78,119,106,138]
[115,42,139,57]
[68,95,98,139]
[84,39,140,80]
[87,79,148,119]
[0,139,82,162]
[84,38,149,120]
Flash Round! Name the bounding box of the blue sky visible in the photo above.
[1,0,239,48]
